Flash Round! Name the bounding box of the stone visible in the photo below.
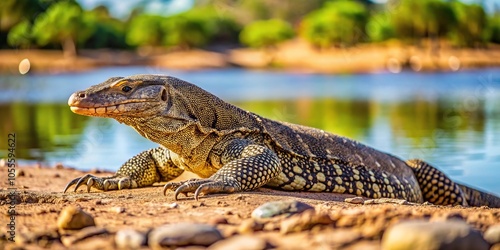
[381,220,489,250]
[484,224,500,245]
[148,223,223,249]
[115,229,146,249]
[251,200,314,219]
[57,206,95,230]
[345,197,365,204]
[208,235,269,250]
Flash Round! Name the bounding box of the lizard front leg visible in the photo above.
[63,147,184,192]
[164,139,281,200]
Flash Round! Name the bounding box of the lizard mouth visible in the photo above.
[69,104,125,115]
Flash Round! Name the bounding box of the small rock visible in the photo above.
[54,173,61,178]
[484,224,500,245]
[167,202,179,209]
[345,197,365,204]
[208,235,269,250]
[280,210,334,234]
[381,220,489,250]
[115,229,146,249]
[238,219,264,234]
[111,207,126,214]
[61,227,108,247]
[148,223,223,249]
[251,200,314,219]
[364,198,411,205]
[57,206,95,230]
[54,163,65,169]
[15,169,25,177]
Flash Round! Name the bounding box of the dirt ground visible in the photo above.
[1,164,500,249]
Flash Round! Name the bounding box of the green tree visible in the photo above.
[82,6,128,49]
[31,1,91,57]
[7,20,33,48]
[488,16,500,44]
[239,19,294,48]
[391,0,456,41]
[162,7,239,49]
[300,0,369,48]
[450,2,488,47]
[126,14,165,47]
[366,12,395,42]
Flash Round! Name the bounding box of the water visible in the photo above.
[1,67,499,194]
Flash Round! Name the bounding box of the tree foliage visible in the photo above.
[239,19,294,48]
[450,1,488,46]
[31,1,92,56]
[300,0,369,48]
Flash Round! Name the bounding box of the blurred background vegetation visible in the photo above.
[1,0,499,57]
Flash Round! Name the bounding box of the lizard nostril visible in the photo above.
[78,92,86,98]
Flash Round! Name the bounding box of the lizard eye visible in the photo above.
[122,86,132,93]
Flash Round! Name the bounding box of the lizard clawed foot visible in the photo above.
[63,174,137,193]
[163,178,237,201]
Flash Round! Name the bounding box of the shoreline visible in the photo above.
[2,40,500,75]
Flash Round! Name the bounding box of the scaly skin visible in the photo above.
[63,75,500,207]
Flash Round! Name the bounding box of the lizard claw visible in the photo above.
[63,174,135,193]
[163,179,237,201]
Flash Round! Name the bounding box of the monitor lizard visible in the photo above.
[63,74,500,207]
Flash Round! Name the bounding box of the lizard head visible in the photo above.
[69,76,168,117]
[68,75,200,128]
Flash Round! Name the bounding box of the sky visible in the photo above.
[77,0,194,18]
[77,0,499,18]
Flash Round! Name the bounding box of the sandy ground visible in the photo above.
[1,164,500,249]
[1,40,500,74]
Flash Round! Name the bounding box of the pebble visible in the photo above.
[15,169,25,177]
[148,223,223,249]
[381,220,489,250]
[345,197,365,204]
[115,229,146,249]
[111,207,126,214]
[484,224,500,245]
[57,206,95,230]
[208,235,269,250]
[54,163,65,169]
[363,198,411,205]
[251,200,314,219]
[280,210,334,234]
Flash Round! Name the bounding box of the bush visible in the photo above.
[239,19,294,48]
[162,7,240,49]
[488,16,500,44]
[126,14,165,47]
[300,0,369,48]
[366,13,395,42]
[449,2,488,47]
[7,20,33,48]
[391,0,456,40]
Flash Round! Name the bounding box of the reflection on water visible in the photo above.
[0,67,499,194]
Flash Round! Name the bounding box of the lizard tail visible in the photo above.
[456,183,500,208]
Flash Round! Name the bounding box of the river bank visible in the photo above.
[1,40,500,74]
